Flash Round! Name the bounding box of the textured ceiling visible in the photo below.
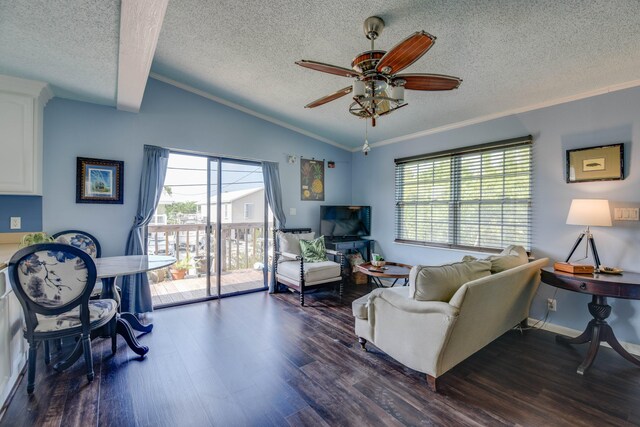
[0,0,120,105]
[2,1,640,149]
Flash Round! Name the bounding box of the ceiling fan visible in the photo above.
[296,16,462,128]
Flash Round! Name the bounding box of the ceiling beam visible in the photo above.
[116,0,168,113]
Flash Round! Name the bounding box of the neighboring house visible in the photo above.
[197,187,265,224]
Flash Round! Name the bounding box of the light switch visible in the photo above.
[289,208,297,216]
[613,207,639,221]
[10,217,21,229]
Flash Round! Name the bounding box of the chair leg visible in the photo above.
[27,341,37,394]
[358,337,367,351]
[44,340,51,365]
[82,335,94,382]
[339,281,344,301]
[299,290,304,306]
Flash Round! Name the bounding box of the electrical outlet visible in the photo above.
[10,217,21,230]
[547,298,557,312]
[289,208,296,216]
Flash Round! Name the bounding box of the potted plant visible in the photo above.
[170,256,191,280]
[19,232,55,248]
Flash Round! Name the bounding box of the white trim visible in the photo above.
[116,0,169,113]
[0,74,52,104]
[350,78,640,151]
[148,72,350,152]
[527,317,640,356]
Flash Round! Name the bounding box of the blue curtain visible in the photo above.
[262,161,286,293]
[121,145,170,313]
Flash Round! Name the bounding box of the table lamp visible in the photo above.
[565,199,612,272]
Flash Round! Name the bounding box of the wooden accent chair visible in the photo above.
[273,228,344,306]
[9,243,117,394]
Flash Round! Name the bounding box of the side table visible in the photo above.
[541,267,640,374]
[356,262,412,288]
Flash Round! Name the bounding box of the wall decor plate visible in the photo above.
[566,144,624,183]
[76,157,124,204]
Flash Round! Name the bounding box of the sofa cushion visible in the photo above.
[409,260,492,302]
[299,236,328,262]
[463,245,529,274]
[277,260,340,283]
[277,231,315,262]
[352,293,369,319]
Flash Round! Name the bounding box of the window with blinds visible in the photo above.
[395,136,532,252]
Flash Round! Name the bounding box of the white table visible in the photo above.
[95,255,175,356]
[54,255,175,369]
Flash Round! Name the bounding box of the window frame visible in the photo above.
[394,136,533,253]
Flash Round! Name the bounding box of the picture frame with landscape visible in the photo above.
[566,144,624,183]
[76,157,124,204]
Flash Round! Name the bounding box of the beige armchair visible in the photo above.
[353,257,548,391]
[273,228,344,305]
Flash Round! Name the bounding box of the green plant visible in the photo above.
[172,256,192,271]
[20,232,55,248]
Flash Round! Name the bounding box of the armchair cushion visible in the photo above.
[299,236,328,263]
[32,299,117,333]
[409,259,491,302]
[276,231,315,262]
[277,260,340,283]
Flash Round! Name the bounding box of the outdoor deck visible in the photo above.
[150,269,266,306]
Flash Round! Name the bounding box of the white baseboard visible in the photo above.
[527,317,640,356]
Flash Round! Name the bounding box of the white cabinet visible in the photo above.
[0,268,27,407]
[0,75,53,195]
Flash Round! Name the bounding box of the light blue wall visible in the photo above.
[42,78,352,257]
[0,195,42,232]
[352,86,640,345]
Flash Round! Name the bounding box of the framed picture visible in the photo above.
[566,144,624,183]
[300,158,325,201]
[76,157,124,204]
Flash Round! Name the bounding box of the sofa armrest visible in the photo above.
[369,288,459,317]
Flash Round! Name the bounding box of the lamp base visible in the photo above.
[565,228,602,272]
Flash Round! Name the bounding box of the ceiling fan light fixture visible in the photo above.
[353,80,365,97]
[391,85,405,102]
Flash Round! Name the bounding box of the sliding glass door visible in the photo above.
[149,152,269,308]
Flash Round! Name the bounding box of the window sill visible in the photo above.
[393,240,503,256]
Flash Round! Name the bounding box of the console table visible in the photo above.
[541,267,640,374]
[325,239,374,262]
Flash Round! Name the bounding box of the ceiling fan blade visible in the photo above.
[304,86,353,108]
[295,60,361,78]
[395,73,462,91]
[376,31,435,75]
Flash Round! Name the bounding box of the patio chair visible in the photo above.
[9,243,117,394]
[273,228,344,306]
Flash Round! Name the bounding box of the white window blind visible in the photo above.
[395,136,533,252]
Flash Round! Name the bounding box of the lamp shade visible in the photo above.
[566,199,612,226]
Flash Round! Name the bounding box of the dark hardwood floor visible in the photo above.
[2,284,640,426]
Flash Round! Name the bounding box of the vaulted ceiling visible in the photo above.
[2,0,640,149]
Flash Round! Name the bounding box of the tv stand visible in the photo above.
[325,238,374,262]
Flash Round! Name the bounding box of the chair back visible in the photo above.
[9,243,97,332]
[52,230,101,258]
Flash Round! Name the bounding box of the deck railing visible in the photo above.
[147,222,271,272]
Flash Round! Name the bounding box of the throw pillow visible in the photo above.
[277,231,315,262]
[460,245,529,273]
[299,236,328,263]
[409,259,492,302]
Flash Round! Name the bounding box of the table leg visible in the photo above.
[53,338,82,372]
[555,295,640,374]
[101,277,152,357]
[121,312,153,333]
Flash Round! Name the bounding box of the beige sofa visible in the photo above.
[353,256,548,391]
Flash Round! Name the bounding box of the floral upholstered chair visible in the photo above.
[273,228,344,306]
[9,243,117,394]
[53,230,102,298]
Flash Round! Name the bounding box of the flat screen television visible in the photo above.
[320,205,371,239]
